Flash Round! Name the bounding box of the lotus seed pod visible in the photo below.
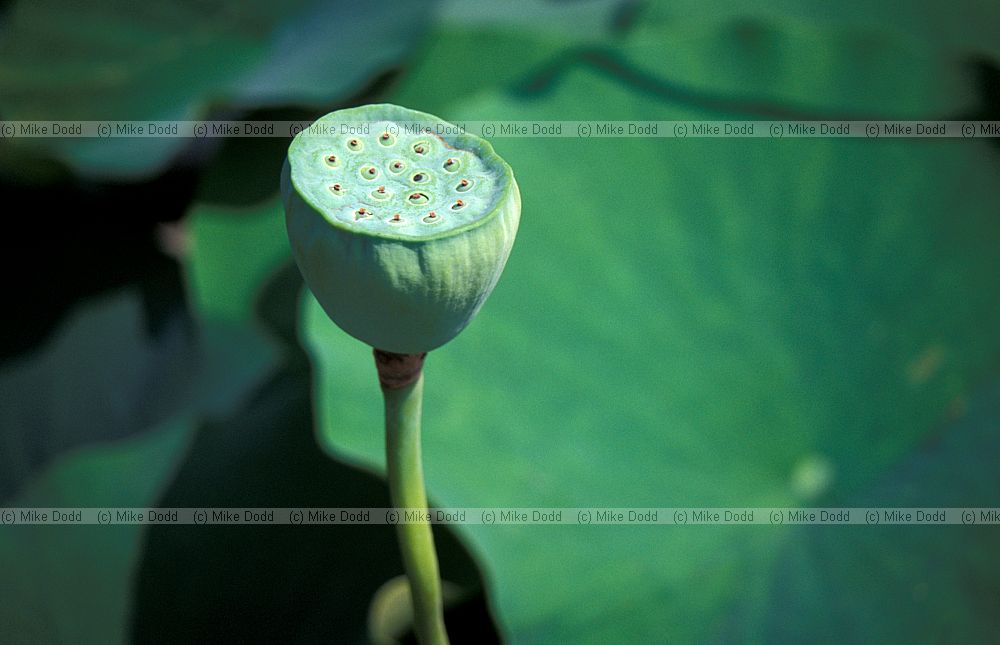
[282,104,520,354]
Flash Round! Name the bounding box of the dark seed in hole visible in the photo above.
[428,211,437,218]
[413,173,425,182]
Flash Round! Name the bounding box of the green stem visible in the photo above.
[382,364,449,645]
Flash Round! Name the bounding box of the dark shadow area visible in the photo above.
[130,265,501,644]
[966,58,1000,152]
[0,166,197,359]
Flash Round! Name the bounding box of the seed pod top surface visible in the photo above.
[285,104,510,239]
[282,104,520,354]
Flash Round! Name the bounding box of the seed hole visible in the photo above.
[360,166,379,180]
[451,199,466,210]
[413,141,429,155]
[324,154,340,167]
[422,211,440,224]
[371,186,390,200]
[379,132,395,146]
[407,192,430,205]
[456,178,472,192]
[389,160,406,174]
[347,138,363,152]
[355,207,371,220]
[328,183,344,196]
[389,213,404,224]
[443,158,460,172]
[411,172,428,183]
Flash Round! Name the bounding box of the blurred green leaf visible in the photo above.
[617,10,980,117]
[395,3,983,121]
[737,376,1000,642]
[436,0,627,39]
[0,418,195,645]
[0,0,435,179]
[392,0,630,117]
[300,15,1000,644]
[0,290,269,501]
[186,197,290,323]
[638,0,1000,64]
[0,268,290,644]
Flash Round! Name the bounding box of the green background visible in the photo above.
[1,0,999,642]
